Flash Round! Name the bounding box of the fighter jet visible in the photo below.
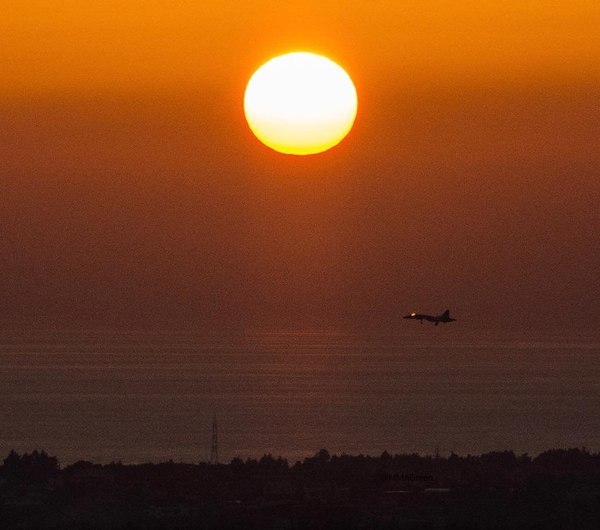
[403,309,456,326]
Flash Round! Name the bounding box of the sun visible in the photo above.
[244,52,358,155]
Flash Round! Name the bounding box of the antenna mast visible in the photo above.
[210,413,219,465]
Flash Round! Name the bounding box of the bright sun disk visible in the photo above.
[244,52,358,155]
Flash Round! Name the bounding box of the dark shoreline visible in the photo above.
[2,447,599,529]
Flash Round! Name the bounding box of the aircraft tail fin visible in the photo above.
[442,310,450,318]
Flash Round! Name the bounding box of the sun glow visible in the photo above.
[244,52,358,155]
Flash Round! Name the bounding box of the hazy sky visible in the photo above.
[1,1,599,330]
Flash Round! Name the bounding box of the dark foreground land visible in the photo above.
[1,448,599,529]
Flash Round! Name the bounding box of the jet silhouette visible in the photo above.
[403,310,456,326]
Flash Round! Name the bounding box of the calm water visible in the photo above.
[0,327,598,464]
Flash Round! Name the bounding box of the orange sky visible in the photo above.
[4,1,600,94]
[1,2,599,330]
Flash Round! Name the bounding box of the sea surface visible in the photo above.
[0,327,598,465]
